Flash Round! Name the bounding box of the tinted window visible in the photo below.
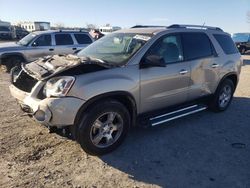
[147,35,183,63]
[0,26,10,31]
[74,34,92,44]
[214,34,239,54]
[55,34,73,45]
[33,35,51,46]
[182,33,213,60]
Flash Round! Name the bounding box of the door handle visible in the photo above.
[179,70,188,75]
[211,63,219,68]
[72,47,77,50]
[49,48,54,51]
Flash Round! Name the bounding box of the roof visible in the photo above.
[115,24,225,35]
[32,30,89,35]
[115,27,166,35]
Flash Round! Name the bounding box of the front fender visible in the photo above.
[67,65,140,109]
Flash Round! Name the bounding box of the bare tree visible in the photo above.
[247,11,250,24]
[53,22,65,29]
[86,23,97,30]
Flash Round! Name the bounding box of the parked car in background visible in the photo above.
[232,33,250,54]
[9,25,242,155]
[0,30,94,71]
[11,26,29,39]
[0,26,12,40]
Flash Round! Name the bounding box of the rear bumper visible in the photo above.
[9,84,85,127]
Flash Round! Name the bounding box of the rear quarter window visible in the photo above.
[74,34,92,44]
[182,32,213,61]
[213,34,238,54]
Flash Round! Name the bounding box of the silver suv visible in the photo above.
[9,25,242,155]
[0,30,94,72]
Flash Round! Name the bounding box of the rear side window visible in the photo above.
[74,34,92,44]
[182,33,213,60]
[213,34,238,54]
[55,34,74,45]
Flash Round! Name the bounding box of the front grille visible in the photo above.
[12,68,38,93]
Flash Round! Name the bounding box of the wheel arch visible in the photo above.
[217,72,238,93]
[1,52,27,64]
[74,91,137,128]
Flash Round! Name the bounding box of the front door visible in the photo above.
[139,34,191,113]
[27,34,53,61]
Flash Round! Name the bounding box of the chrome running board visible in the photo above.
[150,104,207,126]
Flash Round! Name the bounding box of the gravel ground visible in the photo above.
[0,56,250,188]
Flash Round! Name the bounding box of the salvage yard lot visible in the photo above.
[0,55,250,188]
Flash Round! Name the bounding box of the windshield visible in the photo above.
[17,33,37,46]
[232,33,249,42]
[77,32,151,65]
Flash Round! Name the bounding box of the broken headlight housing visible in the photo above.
[43,76,75,97]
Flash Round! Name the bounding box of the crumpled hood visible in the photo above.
[0,42,22,53]
[22,54,109,80]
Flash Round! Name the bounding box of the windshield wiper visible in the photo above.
[90,57,106,64]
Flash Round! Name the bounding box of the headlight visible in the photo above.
[43,76,75,97]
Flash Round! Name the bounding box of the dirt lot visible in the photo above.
[0,56,250,188]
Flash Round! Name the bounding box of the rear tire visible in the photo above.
[209,79,235,112]
[76,100,130,155]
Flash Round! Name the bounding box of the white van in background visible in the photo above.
[99,26,121,35]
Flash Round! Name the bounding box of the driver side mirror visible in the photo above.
[32,42,38,47]
[140,55,166,69]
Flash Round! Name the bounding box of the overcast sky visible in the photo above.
[0,0,250,33]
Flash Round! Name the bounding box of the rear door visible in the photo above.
[53,33,76,55]
[140,34,191,113]
[182,32,219,101]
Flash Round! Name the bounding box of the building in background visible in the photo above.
[17,21,50,32]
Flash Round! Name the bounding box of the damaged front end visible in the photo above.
[9,54,108,127]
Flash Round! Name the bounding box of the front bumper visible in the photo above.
[9,84,85,127]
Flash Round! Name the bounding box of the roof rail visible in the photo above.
[167,24,223,31]
[58,29,88,33]
[131,25,166,28]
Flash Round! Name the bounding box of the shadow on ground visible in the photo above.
[243,58,250,65]
[100,97,250,187]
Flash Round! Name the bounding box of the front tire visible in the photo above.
[76,100,130,155]
[209,79,235,112]
[1,56,24,73]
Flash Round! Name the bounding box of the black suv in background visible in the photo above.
[11,26,29,39]
[232,33,250,54]
[0,26,12,40]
